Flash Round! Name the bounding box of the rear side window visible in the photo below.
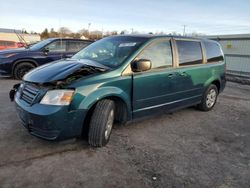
[137,40,172,69]
[204,41,224,63]
[176,40,203,66]
[67,41,90,52]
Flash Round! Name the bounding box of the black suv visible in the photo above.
[0,38,92,79]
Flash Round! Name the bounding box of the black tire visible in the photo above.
[114,100,127,125]
[13,62,35,80]
[88,99,115,147]
[197,84,218,111]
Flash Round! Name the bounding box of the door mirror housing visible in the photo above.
[43,47,49,53]
[131,59,152,72]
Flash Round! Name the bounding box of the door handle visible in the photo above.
[168,73,176,78]
[180,72,188,77]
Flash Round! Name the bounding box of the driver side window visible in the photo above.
[137,40,173,69]
[46,41,66,52]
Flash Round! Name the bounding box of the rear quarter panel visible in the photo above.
[177,62,225,96]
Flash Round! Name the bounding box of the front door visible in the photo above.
[132,38,180,117]
[44,40,67,63]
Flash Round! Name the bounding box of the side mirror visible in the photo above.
[43,47,49,54]
[131,59,152,72]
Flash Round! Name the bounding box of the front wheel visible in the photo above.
[197,84,218,111]
[88,99,115,147]
[13,62,35,80]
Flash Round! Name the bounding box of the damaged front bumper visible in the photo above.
[14,89,86,141]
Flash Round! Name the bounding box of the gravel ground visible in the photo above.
[0,79,249,188]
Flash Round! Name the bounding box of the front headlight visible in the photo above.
[40,90,74,105]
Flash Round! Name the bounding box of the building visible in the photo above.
[207,34,250,78]
[0,28,40,44]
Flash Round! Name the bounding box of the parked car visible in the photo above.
[11,35,226,147]
[0,40,25,50]
[0,38,92,79]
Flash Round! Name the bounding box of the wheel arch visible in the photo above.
[12,59,38,76]
[79,87,132,137]
[211,80,221,92]
[85,93,131,122]
[204,77,222,93]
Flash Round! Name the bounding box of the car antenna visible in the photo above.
[14,29,29,48]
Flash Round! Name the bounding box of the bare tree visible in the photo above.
[78,28,89,38]
[58,27,72,37]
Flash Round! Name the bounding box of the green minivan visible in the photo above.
[11,35,226,147]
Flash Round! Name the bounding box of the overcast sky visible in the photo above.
[0,0,250,35]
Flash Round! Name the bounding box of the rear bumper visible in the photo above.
[15,93,86,141]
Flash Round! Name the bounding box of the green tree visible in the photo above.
[49,28,58,37]
[22,30,28,34]
[40,28,49,39]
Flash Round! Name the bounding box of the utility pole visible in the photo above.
[88,23,91,37]
[183,25,186,36]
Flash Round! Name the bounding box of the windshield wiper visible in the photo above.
[84,64,108,72]
[75,59,112,71]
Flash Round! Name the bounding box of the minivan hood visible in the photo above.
[23,59,110,83]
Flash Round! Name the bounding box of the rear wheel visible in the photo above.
[197,84,218,111]
[88,99,115,147]
[13,62,35,80]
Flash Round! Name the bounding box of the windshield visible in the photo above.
[29,39,55,50]
[72,36,148,68]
